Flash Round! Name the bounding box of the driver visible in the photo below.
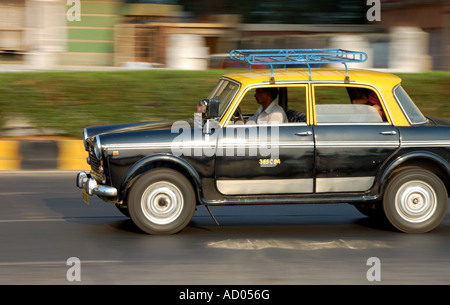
[248,88,287,124]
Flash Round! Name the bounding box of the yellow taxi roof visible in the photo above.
[223,68,402,90]
[221,67,409,126]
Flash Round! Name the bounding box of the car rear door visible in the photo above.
[312,84,400,193]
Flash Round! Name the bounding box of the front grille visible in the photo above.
[89,147,101,174]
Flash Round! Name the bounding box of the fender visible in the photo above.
[378,150,450,195]
[118,154,203,203]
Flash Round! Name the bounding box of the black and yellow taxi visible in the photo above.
[77,49,450,234]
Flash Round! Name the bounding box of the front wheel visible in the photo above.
[128,168,196,235]
[383,168,448,233]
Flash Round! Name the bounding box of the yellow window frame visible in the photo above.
[310,83,393,125]
[220,83,313,127]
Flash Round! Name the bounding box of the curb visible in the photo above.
[0,139,89,171]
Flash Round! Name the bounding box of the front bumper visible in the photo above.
[76,171,117,197]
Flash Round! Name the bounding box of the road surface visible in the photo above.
[1,172,450,286]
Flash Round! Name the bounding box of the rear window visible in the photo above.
[394,85,427,125]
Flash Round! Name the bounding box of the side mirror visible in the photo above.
[198,98,220,119]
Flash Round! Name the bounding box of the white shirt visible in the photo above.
[249,101,288,124]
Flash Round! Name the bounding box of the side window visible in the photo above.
[285,86,307,123]
[235,86,307,124]
[237,88,260,116]
[314,85,386,124]
[234,86,286,124]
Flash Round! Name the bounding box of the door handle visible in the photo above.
[380,131,397,135]
[295,131,313,136]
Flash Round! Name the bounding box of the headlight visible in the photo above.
[94,135,102,159]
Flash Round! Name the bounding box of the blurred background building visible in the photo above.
[0,0,449,71]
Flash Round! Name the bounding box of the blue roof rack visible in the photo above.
[229,49,367,83]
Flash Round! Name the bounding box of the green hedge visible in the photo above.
[0,70,448,138]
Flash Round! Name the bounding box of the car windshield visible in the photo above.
[394,85,427,125]
[207,78,240,118]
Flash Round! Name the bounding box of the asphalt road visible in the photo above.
[1,172,450,286]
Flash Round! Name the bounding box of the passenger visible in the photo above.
[248,88,288,124]
[350,88,371,105]
[351,89,386,121]
[366,91,386,121]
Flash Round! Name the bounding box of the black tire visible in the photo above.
[383,168,448,233]
[128,168,196,235]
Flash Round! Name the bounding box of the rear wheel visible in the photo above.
[128,168,196,235]
[383,168,448,233]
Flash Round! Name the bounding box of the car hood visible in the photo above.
[84,120,174,139]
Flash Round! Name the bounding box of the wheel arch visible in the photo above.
[379,151,450,198]
[118,154,203,204]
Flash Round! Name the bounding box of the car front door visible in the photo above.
[214,123,315,195]
[214,84,314,196]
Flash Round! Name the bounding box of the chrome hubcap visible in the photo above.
[395,180,437,223]
[141,181,183,225]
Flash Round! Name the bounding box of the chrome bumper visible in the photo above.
[76,171,117,197]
